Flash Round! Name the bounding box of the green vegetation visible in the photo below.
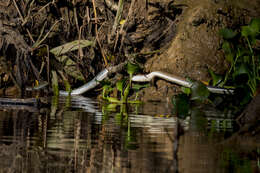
[217,18,260,100]
[172,18,260,119]
[102,103,139,150]
[172,80,211,119]
[102,62,148,103]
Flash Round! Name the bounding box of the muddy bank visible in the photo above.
[139,0,260,101]
[0,0,259,99]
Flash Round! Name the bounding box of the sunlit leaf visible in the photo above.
[181,87,191,95]
[105,104,118,111]
[106,97,120,103]
[190,81,210,101]
[219,28,237,39]
[116,79,126,93]
[102,83,113,98]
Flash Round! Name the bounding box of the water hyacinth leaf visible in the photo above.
[233,63,249,77]
[245,18,260,44]
[102,84,112,98]
[226,54,236,64]
[172,94,190,119]
[219,28,237,39]
[208,69,223,86]
[222,41,234,63]
[191,81,210,101]
[50,40,94,55]
[222,41,232,53]
[127,63,140,76]
[105,103,118,111]
[123,84,130,101]
[116,79,126,93]
[232,63,250,84]
[106,97,120,103]
[241,26,253,38]
[181,86,191,95]
[250,18,260,32]
[239,47,251,58]
[132,83,150,91]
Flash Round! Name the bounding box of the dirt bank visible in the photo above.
[0,0,259,100]
[138,0,260,101]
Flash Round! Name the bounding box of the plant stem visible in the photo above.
[246,37,257,78]
[109,0,124,43]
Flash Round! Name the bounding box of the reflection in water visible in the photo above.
[0,96,258,172]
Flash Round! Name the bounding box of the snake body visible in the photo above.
[59,68,234,96]
[131,71,234,94]
[59,68,110,96]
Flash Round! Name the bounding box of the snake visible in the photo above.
[59,68,234,96]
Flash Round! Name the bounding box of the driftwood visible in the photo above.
[0,98,40,107]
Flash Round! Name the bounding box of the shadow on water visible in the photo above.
[0,96,259,173]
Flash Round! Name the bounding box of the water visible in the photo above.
[0,96,259,173]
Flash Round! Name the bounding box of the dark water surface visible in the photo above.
[0,96,259,173]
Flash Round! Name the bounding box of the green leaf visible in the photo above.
[127,63,140,76]
[241,26,253,38]
[249,18,260,36]
[233,63,249,77]
[190,81,210,101]
[226,53,235,63]
[106,97,121,103]
[219,28,237,39]
[241,22,259,38]
[208,69,223,86]
[102,84,112,98]
[132,83,150,91]
[116,79,126,93]
[222,41,232,53]
[104,104,118,111]
[172,94,190,119]
[181,87,191,95]
[123,84,130,101]
[222,41,235,63]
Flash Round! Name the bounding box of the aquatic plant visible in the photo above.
[102,62,146,103]
[172,80,210,119]
[173,18,260,120]
[217,18,260,100]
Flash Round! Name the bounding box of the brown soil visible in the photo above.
[139,0,260,101]
[0,0,259,100]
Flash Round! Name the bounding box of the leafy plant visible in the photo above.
[217,18,260,99]
[102,62,145,103]
[172,80,211,119]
